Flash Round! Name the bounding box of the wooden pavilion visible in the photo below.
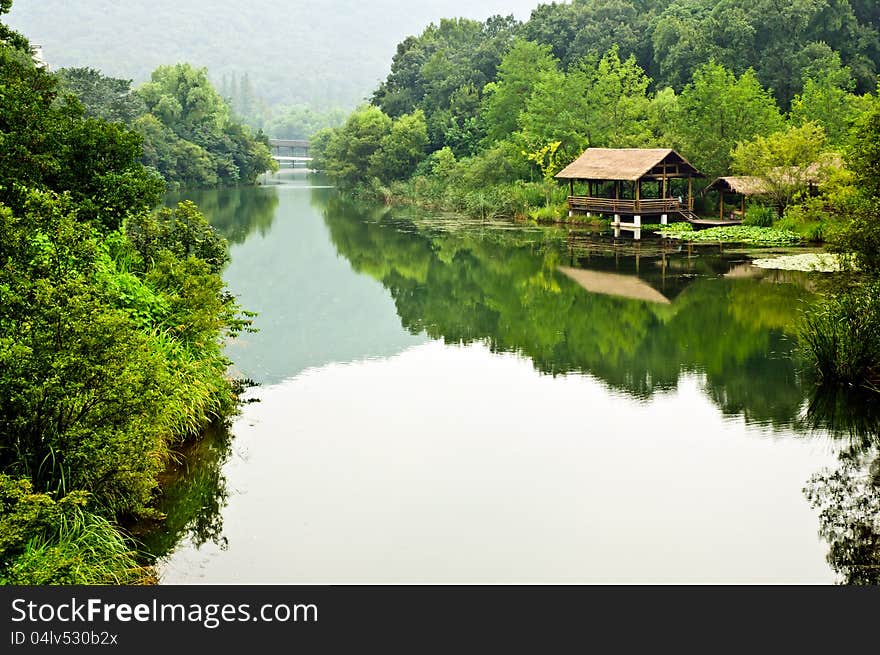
[555,148,704,226]
[705,176,769,221]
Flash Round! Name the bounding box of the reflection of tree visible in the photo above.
[166,186,279,244]
[134,424,232,558]
[801,386,880,584]
[318,193,814,428]
[805,444,880,585]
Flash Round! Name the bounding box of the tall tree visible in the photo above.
[731,122,831,213]
[481,39,559,145]
[789,52,873,146]
[56,68,146,124]
[674,61,783,178]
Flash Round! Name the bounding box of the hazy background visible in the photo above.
[6,0,540,109]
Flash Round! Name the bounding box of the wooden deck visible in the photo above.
[568,198,743,227]
[568,196,685,215]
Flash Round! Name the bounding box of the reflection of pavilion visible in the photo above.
[557,235,788,305]
[558,266,671,304]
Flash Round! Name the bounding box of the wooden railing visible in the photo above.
[568,197,684,214]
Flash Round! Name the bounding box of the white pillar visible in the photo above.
[586,212,592,218]
[613,214,621,226]
[634,215,641,226]
[661,214,668,225]
[569,210,574,217]
[633,228,642,241]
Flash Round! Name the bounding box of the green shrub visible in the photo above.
[829,198,880,273]
[777,198,834,242]
[0,475,148,585]
[529,203,567,223]
[798,282,880,390]
[744,204,775,227]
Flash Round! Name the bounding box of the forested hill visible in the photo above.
[4,0,539,109]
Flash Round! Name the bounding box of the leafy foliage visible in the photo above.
[0,475,148,585]
[0,10,250,583]
[56,68,147,124]
[675,61,784,179]
[731,122,832,213]
[660,225,803,246]
[798,282,880,390]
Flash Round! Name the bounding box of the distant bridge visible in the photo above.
[269,139,312,168]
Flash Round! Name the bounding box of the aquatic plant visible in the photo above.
[798,282,880,390]
[660,225,802,246]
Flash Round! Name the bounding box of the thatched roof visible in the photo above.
[706,176,770,196]
[708,157,843,195]
[558,267,671,305]
[555,148,702,181]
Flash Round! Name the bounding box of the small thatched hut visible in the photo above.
[705,176,770,220]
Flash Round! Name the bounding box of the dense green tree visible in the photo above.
[518,48,654,159]
[138,64,230,138]
[372,16,519,152]
[517,62,589,159]
[370,110,429,181]
[0,0,27,51]
[481,39,559,145]
[826,98,880,274]
[652,0,878,108]
[0,7,251,582]
[314,105,392,186]
[132,114,219,187]
[846,98,880,200]
[56,68,146,124]
[134,63,275,186]
[732,122,831,213]
[520,0,656,73]
[0,45,163,231]
[674,61,784,178]
[790,53,874,146]
[583,46,653,147]
[651,0,719,90]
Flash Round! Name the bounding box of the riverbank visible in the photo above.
[0,32,250,585]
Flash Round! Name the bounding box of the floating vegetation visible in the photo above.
[659,225,802,246]
[752,253,843,272]
[642,222,693,233]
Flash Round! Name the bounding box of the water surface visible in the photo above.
[152,173,877,584]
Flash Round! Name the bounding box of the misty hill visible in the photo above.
[6,0,540,109]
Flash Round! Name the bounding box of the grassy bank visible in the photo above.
[0,24,249,584]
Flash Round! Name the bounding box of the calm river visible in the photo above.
[147,172,878,584]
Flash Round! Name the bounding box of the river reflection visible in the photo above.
[153,174,879,583]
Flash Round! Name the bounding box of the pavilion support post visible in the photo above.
[661,213,668,225]
[688,177,693,211]
[741,195,745,220]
